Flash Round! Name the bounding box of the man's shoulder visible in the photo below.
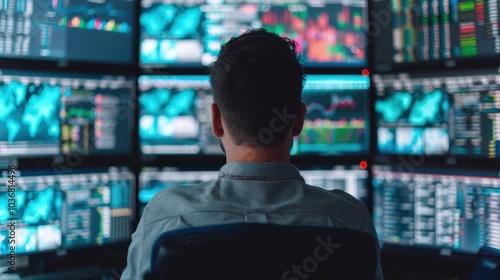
[302,184,370,224]
[304,184,365,207]
[154,180,213,199]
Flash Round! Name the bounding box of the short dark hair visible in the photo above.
[210,28,305,147]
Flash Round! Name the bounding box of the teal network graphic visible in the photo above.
[376,89,448,125]
[0,80,60,145]
[375,92,413,123]
[139,88,197,140]
[140,4,202,63]
[376,89,450,154]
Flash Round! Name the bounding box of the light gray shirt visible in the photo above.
[121,162,383,279]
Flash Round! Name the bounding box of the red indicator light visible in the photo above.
[359,160,368,170]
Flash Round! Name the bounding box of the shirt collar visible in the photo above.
[218,162,305,181]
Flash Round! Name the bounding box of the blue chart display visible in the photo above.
[0,0,135,64]
[140,0,368,68]
[0,167,134,255]
[138,75,221,155]
[297,75,370,155]
[0,69,134,157]
[373,165,500,254]
[374,70,500,158]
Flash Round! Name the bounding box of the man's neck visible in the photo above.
[225,146,290,163]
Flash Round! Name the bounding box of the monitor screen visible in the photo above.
[139,74,370,156]
[138,75,220,155]
[140,0,368,68]
[300,165,369,204]
[138,168,219,215]
[138,165,368,215]
[374,69,500,158]
[372,165,500,254]
[0,0,135,64]
[295,74,370,155]
[0,69,134,157]
[0,167,134,255]
[372,0,500,69]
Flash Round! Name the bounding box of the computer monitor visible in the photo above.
[300,165,369,204]
[0,0,135,64]
[140,0,368,68]
[295,74,370,155]
[372,0,500,69]
[0,167,134,256]
[138,75,220,155]
[0,69,134,157]
[372,165,500,254]
[138,165,368,216]
[138,74,370,156]
[374,69,500,158]
[138,168,219,215]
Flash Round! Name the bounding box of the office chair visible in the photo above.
[144,223,377,280]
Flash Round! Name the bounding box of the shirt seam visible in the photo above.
[218,175,305,181]
[144,210,365,227]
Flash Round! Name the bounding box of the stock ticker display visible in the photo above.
[0,0,135,64]
[140,0,368,68]
[0,69,134,157]
[0,167,133,255]
[138,166,368,215]
[373,165,500,254]
[374,70,500,158]
[373,0,500,67]
[138,74,369,156]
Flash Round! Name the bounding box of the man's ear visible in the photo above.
[292,103,307,136]
[211,103,224,137]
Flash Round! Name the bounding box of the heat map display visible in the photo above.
[374,69,500,157]
[140,0,367,67]
[0,69,134,157]
[0,0,135,64]
[0,167,134,255]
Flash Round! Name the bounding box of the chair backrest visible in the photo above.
[145,223,377,280]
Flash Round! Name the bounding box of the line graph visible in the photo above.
[306,94,356,118]
[297,87,368,154]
